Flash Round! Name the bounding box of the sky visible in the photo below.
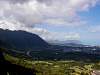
[0,0,100,45]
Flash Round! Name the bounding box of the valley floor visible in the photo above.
[4,53,100,75]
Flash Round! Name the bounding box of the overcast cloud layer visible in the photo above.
[0,0,100,43]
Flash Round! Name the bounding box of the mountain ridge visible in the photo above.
[0,28,49,51]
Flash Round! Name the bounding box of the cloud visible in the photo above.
[0,0,99,27]
[89,25,100,33]
[0,0,31,4]
[65,32,80,40]
[0,1,43,27]
[38,31,81,41]
[37,0,53,5]
[44,18,87,27]
[0,19,24,30]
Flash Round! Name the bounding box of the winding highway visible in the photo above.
[26,51,32,57]
[8,49,33,57]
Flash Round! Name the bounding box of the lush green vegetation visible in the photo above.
[0,28,100,75]
[4,53,100,75]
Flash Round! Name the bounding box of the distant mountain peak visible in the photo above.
[47,40,85,47]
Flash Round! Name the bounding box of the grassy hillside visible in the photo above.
[4,53,100,75]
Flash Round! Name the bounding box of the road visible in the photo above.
[5,48,32,57]
[26,51,32,57]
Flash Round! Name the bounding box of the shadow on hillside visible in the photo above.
[0,48,36,75]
